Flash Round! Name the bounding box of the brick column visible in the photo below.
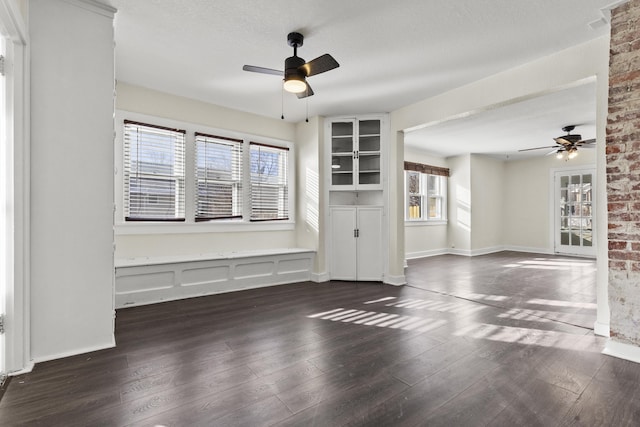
[607,0,640,346]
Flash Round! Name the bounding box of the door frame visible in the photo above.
[550,164,596,257]
[0,0,31,376]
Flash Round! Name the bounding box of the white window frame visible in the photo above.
[405,170,448,224]
[249,142,289,221]
[123,120,186,221]
[114,111,295,235]
[194,133,243,222]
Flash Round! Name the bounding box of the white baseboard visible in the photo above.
[448,248,472,257]
[470,246,505,256]
[311,271,330,283]
[594,321,610,337]
[405,246,557,263]
[603,339,640,364]
[405,248,449,260]
[384,274,407,286]
[9,361,35,377]
[31,338,116,364]
[504,245,554,255]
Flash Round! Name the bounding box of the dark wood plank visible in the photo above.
[1,252,638,427]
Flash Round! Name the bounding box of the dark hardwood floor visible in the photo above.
[2,251,640,426]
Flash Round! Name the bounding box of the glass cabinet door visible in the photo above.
[331,121,355,187]
[357,120,381,187]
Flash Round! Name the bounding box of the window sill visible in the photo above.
[115,220,295,235]
[405,220,448,226]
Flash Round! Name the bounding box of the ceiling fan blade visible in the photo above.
[301,54,339,77]
[518,145,558,152]
[242,65,283,76]
[296,82,314,99]
[554,137,572,146]
[577,138,596,145]
[545,148,562,156]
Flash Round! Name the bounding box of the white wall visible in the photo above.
[390,36,610,334]
[447,154,472,252]
[403,147,449,257]
[503,149,596,252]
[30,0,116,362]
[294,117,324,275]
[114,83,300,260]
[470,155,504,252]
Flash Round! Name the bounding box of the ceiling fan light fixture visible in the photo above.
[283,75,307,93]
[568,148,578,159]
[556,150,564,159]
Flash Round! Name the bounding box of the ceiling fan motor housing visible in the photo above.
[285,55,306,80]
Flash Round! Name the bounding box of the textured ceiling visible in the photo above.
[105,0,618,157]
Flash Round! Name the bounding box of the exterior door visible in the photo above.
[554,169,596,256]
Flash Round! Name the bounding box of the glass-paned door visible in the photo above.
[554,169,595,256]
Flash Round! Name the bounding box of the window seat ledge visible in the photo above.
[115,248,314,268]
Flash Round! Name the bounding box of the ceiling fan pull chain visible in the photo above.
[281,85,284,120]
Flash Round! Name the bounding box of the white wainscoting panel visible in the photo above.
[115,249,315,308]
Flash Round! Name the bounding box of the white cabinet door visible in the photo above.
[330,206,383,281]
[356,207,383,280]
[330,207,358,280]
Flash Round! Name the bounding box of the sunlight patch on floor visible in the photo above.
[526,298,596,309]
[307,308,448,332]
[454,323,601,352]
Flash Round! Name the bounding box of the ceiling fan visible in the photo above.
[519,125,596,159]
[243,32,339,99]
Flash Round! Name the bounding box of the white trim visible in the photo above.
[115,248,314,268]
[504,245,554,255]
[470,246,505,256]
[603,339,640,364]
[115,220,294,235]
[448,248,473,257]
[384,274,407,286]
[115,250,315,308]
[406,246,556,262]
[311,271,330,283]
[7,360,33,377]
[115,110,296,230]
[405,248,449,259]
[0,0,30,376]
[405,220,448,227]
[60,0,117,17]
[594,321,610,337]
[0,0,27,44]
[550,165,597,257]
[31,340,116,364]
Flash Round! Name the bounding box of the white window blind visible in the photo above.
[249,142,289,221]
[123,120,186,221]
[194,132,243,221]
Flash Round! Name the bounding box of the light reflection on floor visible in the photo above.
[308,307,448,332]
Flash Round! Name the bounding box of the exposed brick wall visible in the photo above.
[607,0,640,345]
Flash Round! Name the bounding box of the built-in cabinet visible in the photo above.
[330,206,383,280]
[330,118,382,190]
[325,114,388,282]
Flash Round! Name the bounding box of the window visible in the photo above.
[119,115,294,227]
[250,142,289,221]
[194,133,243,221]
[404,161,448,222]
[123,121,186,221]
